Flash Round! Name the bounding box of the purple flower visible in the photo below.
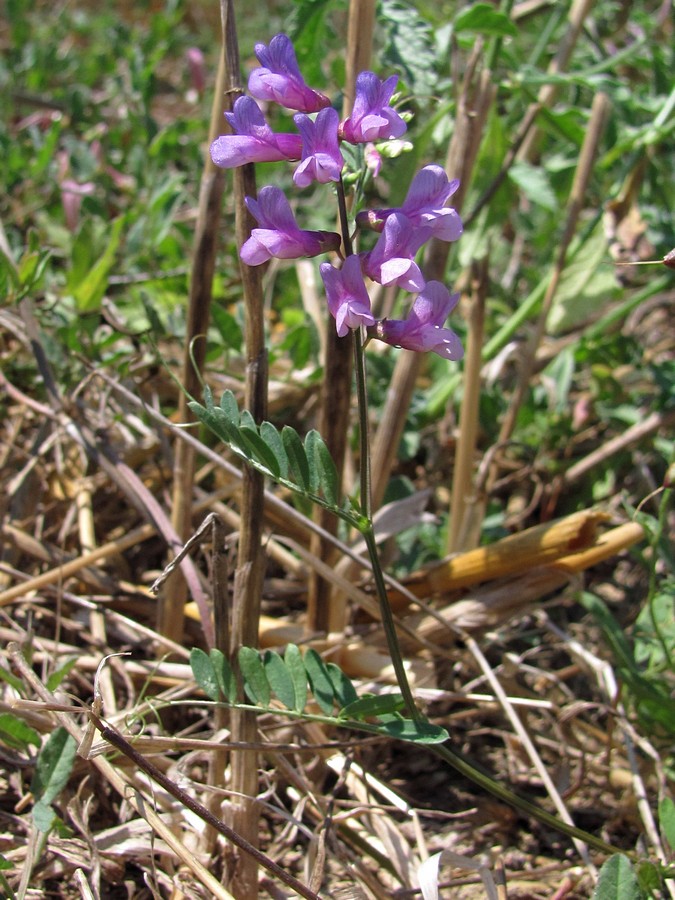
[248,33,331,113]
[293,108,344,188]
[339,72,407,144]
[241,186,341,265]
[372,282,464,360]
[357,165,463,241]
[210,96,302,168]
[361,212,430,291]
[320,255,375,337]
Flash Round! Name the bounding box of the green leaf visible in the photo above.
[373,718,449,744]
[73,215,126,313]
[454,3,517,37]
[508,161,557,212]
[326,663,359,710]
[303,649,335,715]
[259,422,289,480]
[210,649,236,703]
[0,664,25,693]
[239,425,281,478]
[211,304,243,352]
[219,390,239,424]
[549,223,619,334]
[659,796,675,851]
[46,657,78,692]
[592,854,642,900]
[288,0,334,87]
[238,647,270,706]
[302,430,321,493]
[284,644,308,712]
[0,714,41,751]
[31,727,77,806]
[190,647,219,701]
[579,593,636,672]
[32,799,56,833]
[263,651,296,710]
[282,426,311,490]
[305,430,339,505]
[635,861,664,897]
[380,0,438,99]
[339,693,406,721]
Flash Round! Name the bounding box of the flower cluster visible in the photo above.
[211,33,463,361]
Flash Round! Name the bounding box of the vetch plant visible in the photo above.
[203,31,464,724]
[189,34,634,860]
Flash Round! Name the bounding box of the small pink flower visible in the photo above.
[185,47,206,94]
[61,179,95,232]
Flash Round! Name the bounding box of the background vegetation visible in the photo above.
[0,0,673,897]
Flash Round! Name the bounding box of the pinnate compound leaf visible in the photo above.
[31,727,77,806]
[326,663,359,709]
[0,713,41,751]
[282,426,311,490]
[303,649,335,715]
[263,651,296,710]
[190,648,219,701]
[210,649,237,703]
[592,854,642,900]
[238,647,270,706]
[260,421,289,480]
[454,2,517,36]
[284,644,308,712]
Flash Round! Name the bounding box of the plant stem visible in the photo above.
[337,180,420,721]
[336,175,354,257]
[361,525,420,721]
[352,327,371,521]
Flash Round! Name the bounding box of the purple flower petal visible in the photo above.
[361,212,430,291]
[210,96,302,168]
[248,33,331,113]
[320,255,375,337]
[240,186,341,265]
[293,108,344,187]
[356,165,463,241]
[340,72,407,144]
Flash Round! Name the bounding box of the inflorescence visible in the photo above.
[210,33,464,361]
